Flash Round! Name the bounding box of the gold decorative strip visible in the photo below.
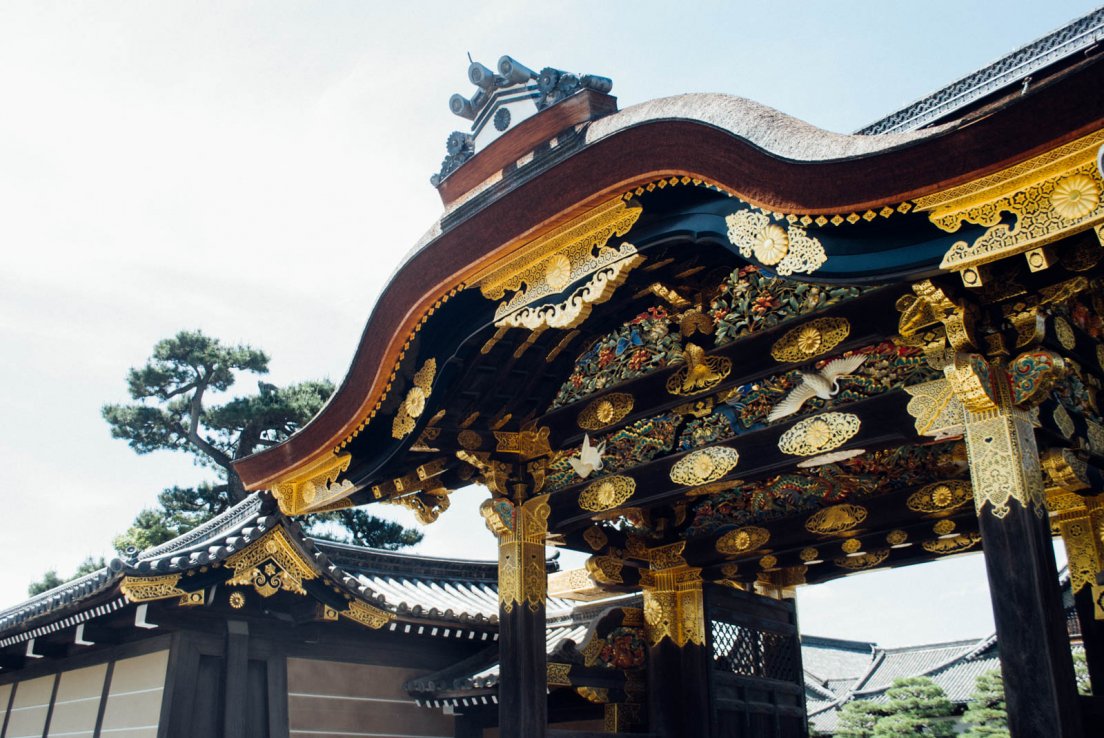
[547,662,573,686]
[225,527,318,598]
[771,318,851,363]
[670,446,740,486]
[482,495,550,613]
[922,532,981,555]
[834,549,889,570]
[477,197,643,315]
[904,379,965,441]
[578,475,636,513]
[392,359,437,439]
[578,393,634,431]
[805,504,868,535]
[271,452,354,516]
[778,413,861,457]
[120,574,203,606]
[716,526,770,555]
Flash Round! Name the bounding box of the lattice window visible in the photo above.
[710,619,798,682]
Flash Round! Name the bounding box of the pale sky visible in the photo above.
[0,1,1094,647]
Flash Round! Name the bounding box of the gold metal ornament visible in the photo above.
[670,446,740,486]
[770,318,851,363]
[1052,404,1075,439]
[1053,316,1076,350]
[805,504,868,535]
[476,198,643,318]
[120,574,202,606]
[1050,173,1100,220]
[457,429,483,450]
[229,591,246,609]
[904,380,965,440]
[583,526,609,551]
[799,547,820,562]
[933,519,956,536]
[841,538,862,554]
[547,663,572,687]
[224,527,318,598]
[922,532,981,555]
[578,393,634,430]
[488,495,550,613]
[778,413,861,457]
[666,343,732,396]
[834,549,889,570]
[907,480,973,514]
[886,530,908,546]
[759,555,779,570]
[579,476,637,512]
[271,452,355,516]
[726,210,828,275]
[716,526,770,555]
[338,600,393,629]
[392,359,437,439]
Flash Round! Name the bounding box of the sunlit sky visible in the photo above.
[0,1,1094,647]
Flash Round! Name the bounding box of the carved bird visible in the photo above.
[568,433,606,478]
[679,343,717,393]
[765,354,868,422]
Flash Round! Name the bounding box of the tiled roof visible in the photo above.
[851,639,981,694]
[858,7,1104,134]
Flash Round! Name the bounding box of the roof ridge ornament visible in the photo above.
[431,55,613,186]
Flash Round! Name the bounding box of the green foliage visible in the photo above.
[28,556,106,596]
[836,699,885,738]
[962,669,1009,738]
[872,677,955,738]
[102,330,421,553]
[1073,648,1091,696]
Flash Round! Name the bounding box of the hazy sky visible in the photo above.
[0,1,1095,646]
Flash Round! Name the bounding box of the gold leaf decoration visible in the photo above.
[579,475,636,512]
[716,526,770,555]
[759,555,779,570]
[339,600,393,629]
[1052,316,1076,350]
[904,379,965,441]
[886,530,908,546]
[834,549,890,570]
[778,413,861,457]
[665,343,732,396]
[392,359,437,439]
[582,526,608,551]
[770,318,851,363]
[225,527,318,598]
[922,532,981,555]
[670,446,740,486]
[1050,173,1100,220]
[907,480,973,514]
[805,504,868,535]
[841,538,862,554]
[933,519,956,536]
[725,210,827,275]
[457,429,483,450]
[799,547,820,562]
[578,393,634,430]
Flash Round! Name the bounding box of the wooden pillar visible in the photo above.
[224,620,250,738]
[640,543,710,738]
[955,358,1084,736]
[482,491,550,738]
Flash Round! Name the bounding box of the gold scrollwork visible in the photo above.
[228,591,246,609]
[666,343,732,396]
[494,427,552,460]
[579,476,636,512]
[271,452,355,516]
[914,130,1104,279]
[457,429,483,450]
[933,519,956,536]
[922,532,981,555]
[778,413,861,457]
[962,403,1046,519]
[907,480,973,514]
[225,527,318,598]
[641,567,705,647]
[805,504,868,535]
[338,600,393,629]
[392,359,437,439]
[547,662,572,686]
[834,549,890,570]
[904,379,965,440]
[578,393,634,430]
[771,318,851,363]
[886,530,908,546]
[725,210,828,275]
[716,527,770,555]
[120,574,203,606]
[477,198,643,316]
[586,554,625,585]
[670,446,740,486]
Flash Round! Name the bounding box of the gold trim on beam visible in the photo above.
[120,574,204,607]
[225,527,319,598]
[912,129,1104,281]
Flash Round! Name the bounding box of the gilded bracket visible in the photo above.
[120,574,204,607]
[270,452,355,516]
[225,527,319,598]
[481,494,550,613]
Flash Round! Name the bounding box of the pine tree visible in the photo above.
[962,669,1009,737]
[836,699,884,738]
[872,676,955,738]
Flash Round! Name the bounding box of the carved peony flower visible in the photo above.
[753,224,789,265]
[1050,174,1100,220]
